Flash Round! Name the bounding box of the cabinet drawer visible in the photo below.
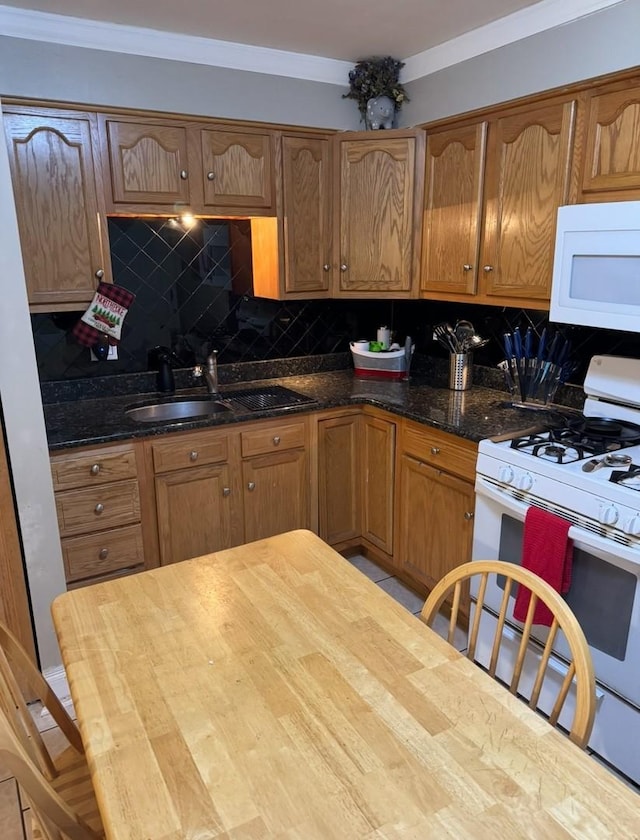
[241,421,306,457]
[62,524,144,582]
[50,444,137,490]
[151,431,230,473]
[401,421,477,482]
[55,480,141,537]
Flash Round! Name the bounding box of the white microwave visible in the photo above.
[550,200,640,332]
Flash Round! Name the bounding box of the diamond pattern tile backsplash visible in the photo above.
[31,217,640,385]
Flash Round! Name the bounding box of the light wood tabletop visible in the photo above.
[52,529,639,839]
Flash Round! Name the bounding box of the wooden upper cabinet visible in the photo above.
[421,123,486,296]
[192,127,274,212]
[421,97,576,308]
[281,134,332,296]
[4,107,111,311]
[481,99,575,304]
[100,117,190,210]
[337,131,422,297]
[580,83,640,200]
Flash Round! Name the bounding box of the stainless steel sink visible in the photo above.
[126,398,231,423]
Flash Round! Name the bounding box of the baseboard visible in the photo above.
[30,665,75,731]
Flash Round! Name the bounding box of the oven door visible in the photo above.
[472,475,640,706]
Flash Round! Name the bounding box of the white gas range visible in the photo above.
[472,355,640,787]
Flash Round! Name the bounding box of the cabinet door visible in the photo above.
[196,127,274,211]
[481,99,576,303]
[101,118,190,208]
[397,455,475,595]
[281,135,332,295]
[243,449,308,543]
[581,84,640,198]
[4,109,110,310]
[360,415,395,554]
[421,123,486,296]
[317,415,360,545]
[338,136,416,295]
[155,464,234,565]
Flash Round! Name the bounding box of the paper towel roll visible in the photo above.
[376,326,391,350]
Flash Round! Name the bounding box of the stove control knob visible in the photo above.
[498,466,515,484]
[623,515,640,536]
[516,473,534,492]
[599,504,619,526]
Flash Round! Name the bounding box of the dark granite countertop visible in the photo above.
[43,363,575,452]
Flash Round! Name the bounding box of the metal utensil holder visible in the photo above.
[449,353,473,391]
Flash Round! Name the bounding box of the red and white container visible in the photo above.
[350,342,411,380]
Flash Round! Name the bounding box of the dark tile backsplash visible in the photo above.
[30,217,640,387]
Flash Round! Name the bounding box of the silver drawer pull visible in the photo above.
[483,265,494,272]
[463,264,473,271]
[323,264,330,271]
[190,451,199,462]
[223,487,230,497]
[273,435,281,445]
[464,511,474,521]
[99,548,109,560]
[248,481,256,491]
[94,503,104,515]
[180,169,188,180]
[430,447,440,455]
[90,464,101,475]
[207,171,215,180]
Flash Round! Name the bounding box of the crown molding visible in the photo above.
[0,4,352,85]
[0,0,628,86]
[403,0,627,81]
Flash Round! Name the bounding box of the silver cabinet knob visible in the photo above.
[323,264,331,272]
[247,481,256,491]
[483,265,494,272]
[180,170,188,180]
[464,511,475,521]
[340,264,348,272]
[90,464,100,476]
[95,268,104,279]
[99,548,109,560]
[222,487,230,497]
[272,435,281,446]
[94,503,104,515]
[463,264,473,271]
[189,451,199,462]
[207,171,215,181]
[430,447,440,455]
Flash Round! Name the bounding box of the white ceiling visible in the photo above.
[0,0,627,83]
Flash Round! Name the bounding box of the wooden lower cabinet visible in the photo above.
[155,463,235,565]
[50,442,148,587]
[317,412,361,545]
[360,412,396,555]
[243,449,308,542]
[395,420,477,610]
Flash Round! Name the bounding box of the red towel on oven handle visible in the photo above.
[512,506,573,627]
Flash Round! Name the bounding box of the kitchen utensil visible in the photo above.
[454,320,475,345]
[434,323,458,353]
[581,453,633,472]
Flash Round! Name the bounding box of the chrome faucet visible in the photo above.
[203,351,219,395]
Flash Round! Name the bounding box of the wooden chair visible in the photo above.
[0,621,103,839]
[421,560,596,748]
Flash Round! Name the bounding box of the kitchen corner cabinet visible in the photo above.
[395,420,476,610]
[360,411,395,555]
[50,443,146,588]
[279,133,333,297]
[335,130,424,298]
[579,82,640,201]
[3,106,111,312]
[421,96,576,308]
[317,411,361,545]
[99,115,275,215]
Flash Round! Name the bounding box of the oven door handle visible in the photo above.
[475,476,640,571]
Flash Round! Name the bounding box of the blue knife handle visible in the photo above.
[524,326,533,360]
[556,337,571,367]
[504,333,513,360]
[537,327,547,362]
[513,328,523,360]
[547,332,559,365]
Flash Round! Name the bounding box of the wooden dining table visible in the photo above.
[52,529,639,839]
